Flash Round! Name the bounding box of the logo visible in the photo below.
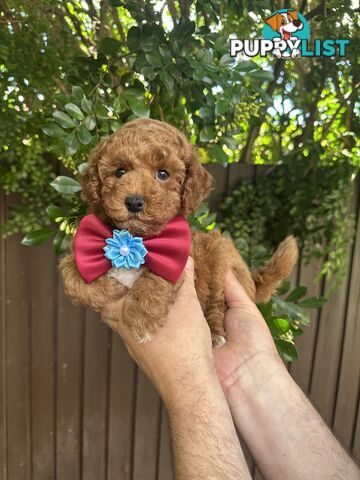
[263,9,309,58]
[230,9,350,59]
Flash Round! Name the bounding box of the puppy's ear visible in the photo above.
[81,143,102,206]
[288,10,299,21]
[181,150,214,215]
[265,13,281,31]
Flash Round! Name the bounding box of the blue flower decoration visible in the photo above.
[103,229,148,269]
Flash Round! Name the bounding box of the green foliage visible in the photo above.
[1,0,359,290]
[260,280,326,362]
[220,161,356,287]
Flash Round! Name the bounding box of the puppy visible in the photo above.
[60,118,298,345]
[265,10,303,58]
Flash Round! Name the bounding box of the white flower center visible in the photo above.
[119,245,130,256]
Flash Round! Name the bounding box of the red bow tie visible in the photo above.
[74,214,191,284]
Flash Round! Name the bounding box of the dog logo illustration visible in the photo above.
[263,9,310,58]
[230,9,349,59]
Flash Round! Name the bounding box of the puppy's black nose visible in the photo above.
[293,19,301,27]
[125,195,145,213]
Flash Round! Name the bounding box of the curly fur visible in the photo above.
[59,118,298,343]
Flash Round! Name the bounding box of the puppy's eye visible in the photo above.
[115,168,126,178]
[281,19,286,24]
[156,170,170,181]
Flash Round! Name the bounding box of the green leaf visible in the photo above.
[215,98,230,115]
[53,231,71,255]
[145,51,163,68]
[275,339,298,362]
[123,89,149,118]
[127,26,141,52]
[198,107,213,119]
[42,123,67,137]
[268,317,291,336]
[211,144,228,165]
[258,302,272,319]
[81,97,93,115]
[53,111,77,128]
[99,37,122,56]
[84,116,96,131]
[64,131,79,155]
[277,280,291,295]
[113,96,127,114]
[78,162,89,176]
[272,296,310,325]
[298,296,327,309]
[110,120,122,132]
[248,70,274,82]
[219,53,233,66]
[200,126,215,142]
[71,85,85,101]
[177,19,195,37]
[159,70,174,91]
[50,176,82,195]
[22,229,54,247]
[140,66,157,80]
[159,44,172,60]
[65,103,85,120]
[77,124,92,145]
[220,135,238,150]
[236,60,258,72]
[95,103,109,119]
[46,205,63,221]
[286,286,308,303]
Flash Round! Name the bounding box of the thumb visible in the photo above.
[176,256,197,299]
[224,270,254,309]
[183,256,195,285]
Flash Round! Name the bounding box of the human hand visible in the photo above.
[101,257,216,407]
[213,271,286,394]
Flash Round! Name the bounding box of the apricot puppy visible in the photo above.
[60,118,298,345]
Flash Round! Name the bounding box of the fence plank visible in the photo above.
[309,195,357,424]
[132,371,161,480]
[30,243,56,479]
[227,163,256,192]
[157,406,173,480]
[333,187,360,449]
[353,403,360,464]
[82,311,110,480]
[5,234,31,480]
[107,334,136,480]
[0,193,7,480]
[206,164,227,211]
[56,285,85,480]
[289,258,323,392]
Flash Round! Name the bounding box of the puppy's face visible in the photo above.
[82,119,214,236]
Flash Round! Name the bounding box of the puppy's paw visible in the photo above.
[123,297,166,343]
[212,334,226,348]
[291,49,300,58]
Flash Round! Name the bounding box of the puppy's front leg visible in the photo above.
[60,252,128,312]
[122,270,174,342]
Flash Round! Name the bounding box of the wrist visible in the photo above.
[161,358,220,412]
[221,351,289,402]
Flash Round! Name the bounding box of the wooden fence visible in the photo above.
[0,164,359,480]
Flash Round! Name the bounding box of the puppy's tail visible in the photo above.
[252,236,298,304]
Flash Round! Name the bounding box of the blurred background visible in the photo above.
[0,0,359,479]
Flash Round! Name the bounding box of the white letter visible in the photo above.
[230,40,243,57]
[287,39,301,51]
[260,40,274,56]
[243,39,259,57]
